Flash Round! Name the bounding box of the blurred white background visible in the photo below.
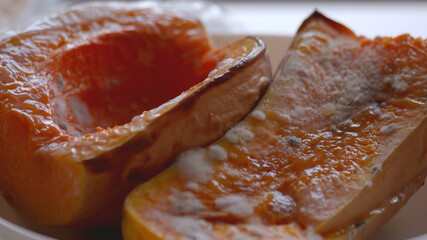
[1,0,427,38]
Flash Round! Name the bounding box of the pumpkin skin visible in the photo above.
[0,3,271,226]
[122,11,427,240]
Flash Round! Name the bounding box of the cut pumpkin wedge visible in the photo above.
[0,2,271,226]
[123,11,427,240]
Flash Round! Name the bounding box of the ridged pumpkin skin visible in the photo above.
[0,3,271,226]
[123,12,427,240]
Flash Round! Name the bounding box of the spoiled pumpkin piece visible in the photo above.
[123,11,427,240]
[0,2,271,226]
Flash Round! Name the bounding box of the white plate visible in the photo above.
[0,33,426,240]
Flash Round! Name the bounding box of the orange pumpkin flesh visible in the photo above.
[123,11,427,239]
[0,3,271,226]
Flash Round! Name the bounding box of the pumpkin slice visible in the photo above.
[123,11,427,240]
[0,2,271,226]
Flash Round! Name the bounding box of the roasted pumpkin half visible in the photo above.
[0,3,271,226]
[123,11,427,240]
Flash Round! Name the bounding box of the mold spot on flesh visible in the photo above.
[214,194,254,218]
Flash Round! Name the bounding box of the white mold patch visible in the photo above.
[176,148,212,183]
[251,110,266,120]
[207,145,227,161]
[225,125,254,144]
[215,194,254,218]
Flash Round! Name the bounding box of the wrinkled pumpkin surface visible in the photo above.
[0,2,271,226]
[123,12,427,240]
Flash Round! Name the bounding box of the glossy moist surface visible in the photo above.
[0,4,211,140]
[0,3,213,225]
[124,12,427,239]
